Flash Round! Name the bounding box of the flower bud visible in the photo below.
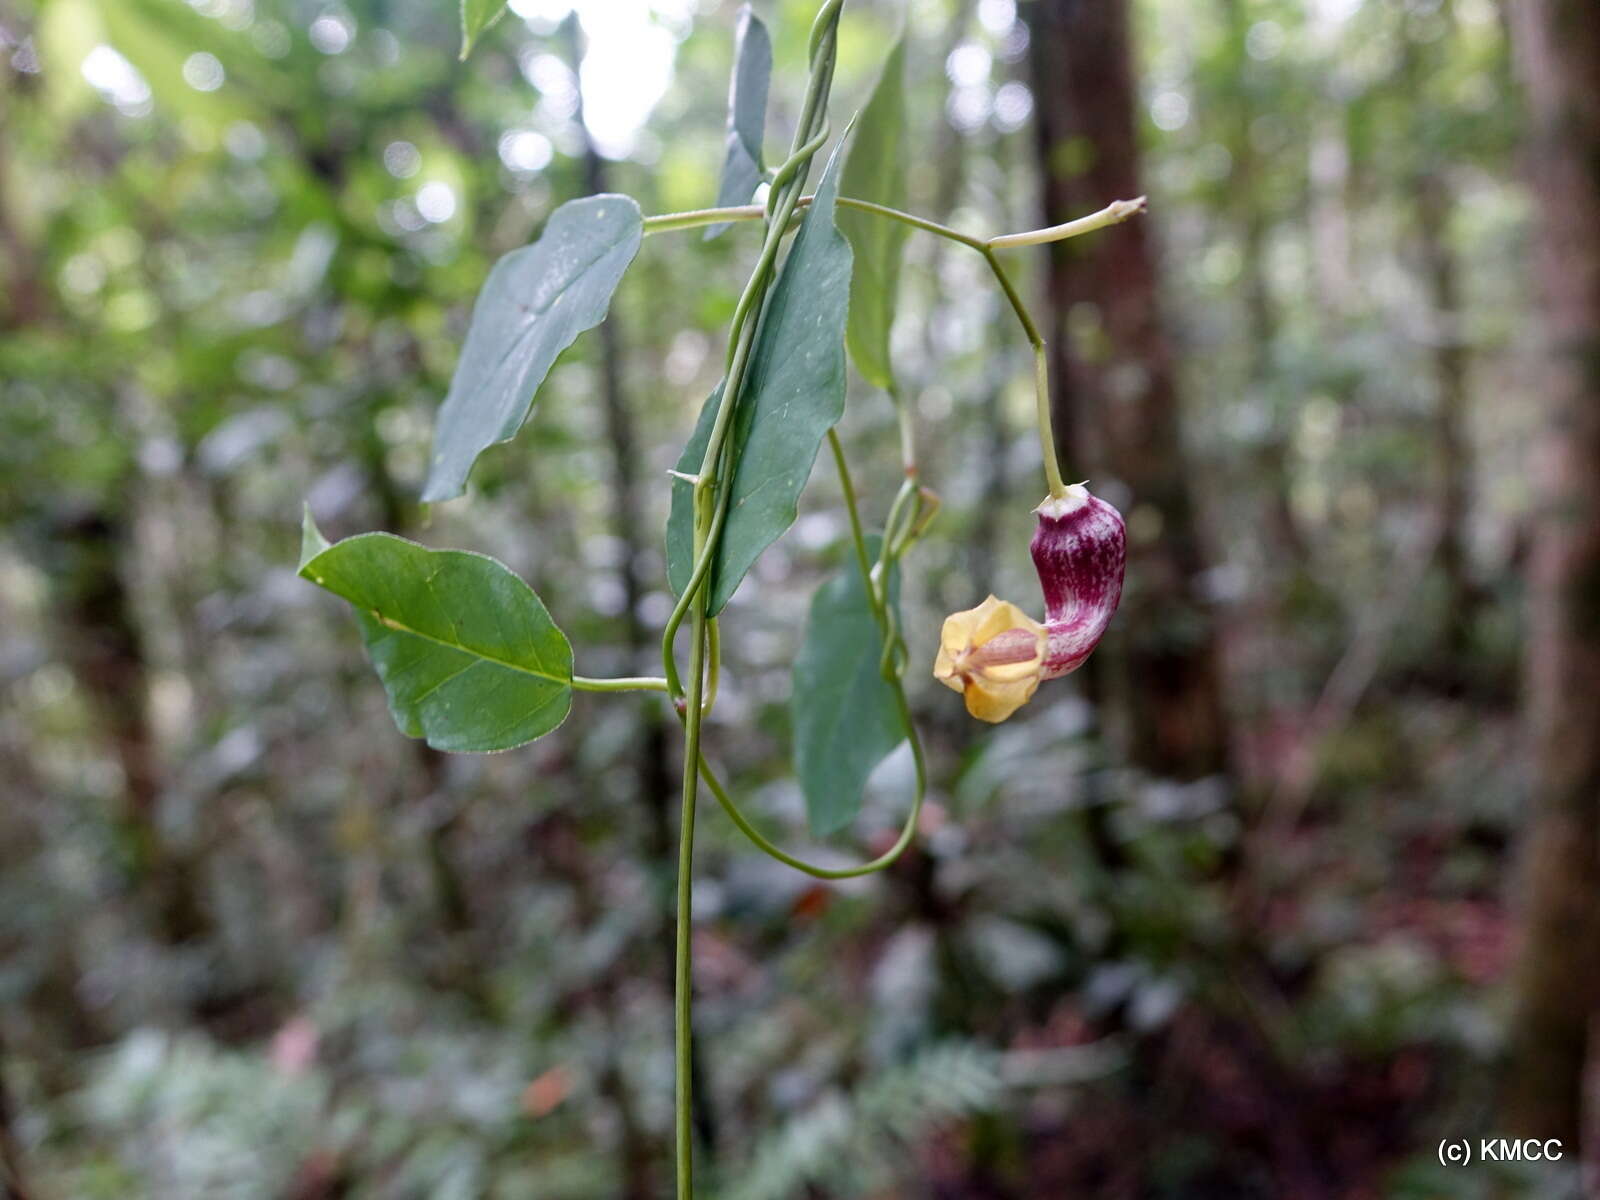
[934,484,1126,722]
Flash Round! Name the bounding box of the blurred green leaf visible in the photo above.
[793,538,906,836]
[298,512,572,753]
[36,0,103,120]
[666,140,853,613]
[460,0,508,60]
[423,195,643,502]
[706,6,772,238]
[96,0,254,127]
[839,37,909,393]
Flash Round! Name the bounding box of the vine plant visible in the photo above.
[299,2,1141,1192]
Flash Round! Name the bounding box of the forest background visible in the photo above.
[2,0,1598,1195]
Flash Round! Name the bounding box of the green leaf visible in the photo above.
[298,512,572,753]
[666,140,854,613]
[793,539,907,836]
[424,194,643,503]
[706,6,772,239]
[460,0,508,59]
[839,38,910,393]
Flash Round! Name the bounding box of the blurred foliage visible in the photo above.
[0,0,1574,1194]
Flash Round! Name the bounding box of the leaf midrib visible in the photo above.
[472,224,634,410]
[367,607,569,688]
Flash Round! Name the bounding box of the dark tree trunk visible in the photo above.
[0,84,48,333]
[1401,9,1479,667]
[1504,0,1600,1148]
[53,506,209,945]
[0,1043,32,1200]
[1413,169,1476,662]
[1025,0,1230,779]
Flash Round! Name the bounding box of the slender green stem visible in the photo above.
[880,477,917,564]
[981,247,1044,347]
[642,193,1139,256]
[690,430,926,880]
[661,489,734,699]
[572,675,670,693]
[642,203,770,235]
[986,195,1147,250]
[840,196,985,249]
[660,13,842,692]
[1032,344,1066,498]
[696,745,924,879]
[828,429,877,603]
[982,247,1066,498]
[701,618,721,715]
[893,386,918,474]
[660,8,845,1196]
[673,614,708,1199]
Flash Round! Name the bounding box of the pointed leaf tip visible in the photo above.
[705,5,772,239]
[459,0,507,59]
[298,505,332,572]
[424,194,643,502]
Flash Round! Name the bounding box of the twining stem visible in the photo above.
[661,5,846,1195]
[673,610,707,1198]
[830,429,877,590]
[658,35,841,689]
[695,746,924,878]
[685,429,928,880]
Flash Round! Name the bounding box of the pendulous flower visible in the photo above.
[935,483,1126,723]
[934,596,1048,722]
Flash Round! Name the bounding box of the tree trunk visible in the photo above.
[1025,0,1230,779]
[1401,9,1478,667]
[1413,169,1477,664]
[0,1036,32,1200]
[1504,0,1600,1148]
[53,505,210,945]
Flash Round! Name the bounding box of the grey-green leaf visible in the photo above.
[793,539,907,836]
[666,139,854,613]
[706,6,772,239]
[423,194,643,502]
[839,38,909,393]
[298,512,572,753]
[460,0,507,59]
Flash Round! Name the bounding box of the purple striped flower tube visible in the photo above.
[935,484,1126,723]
